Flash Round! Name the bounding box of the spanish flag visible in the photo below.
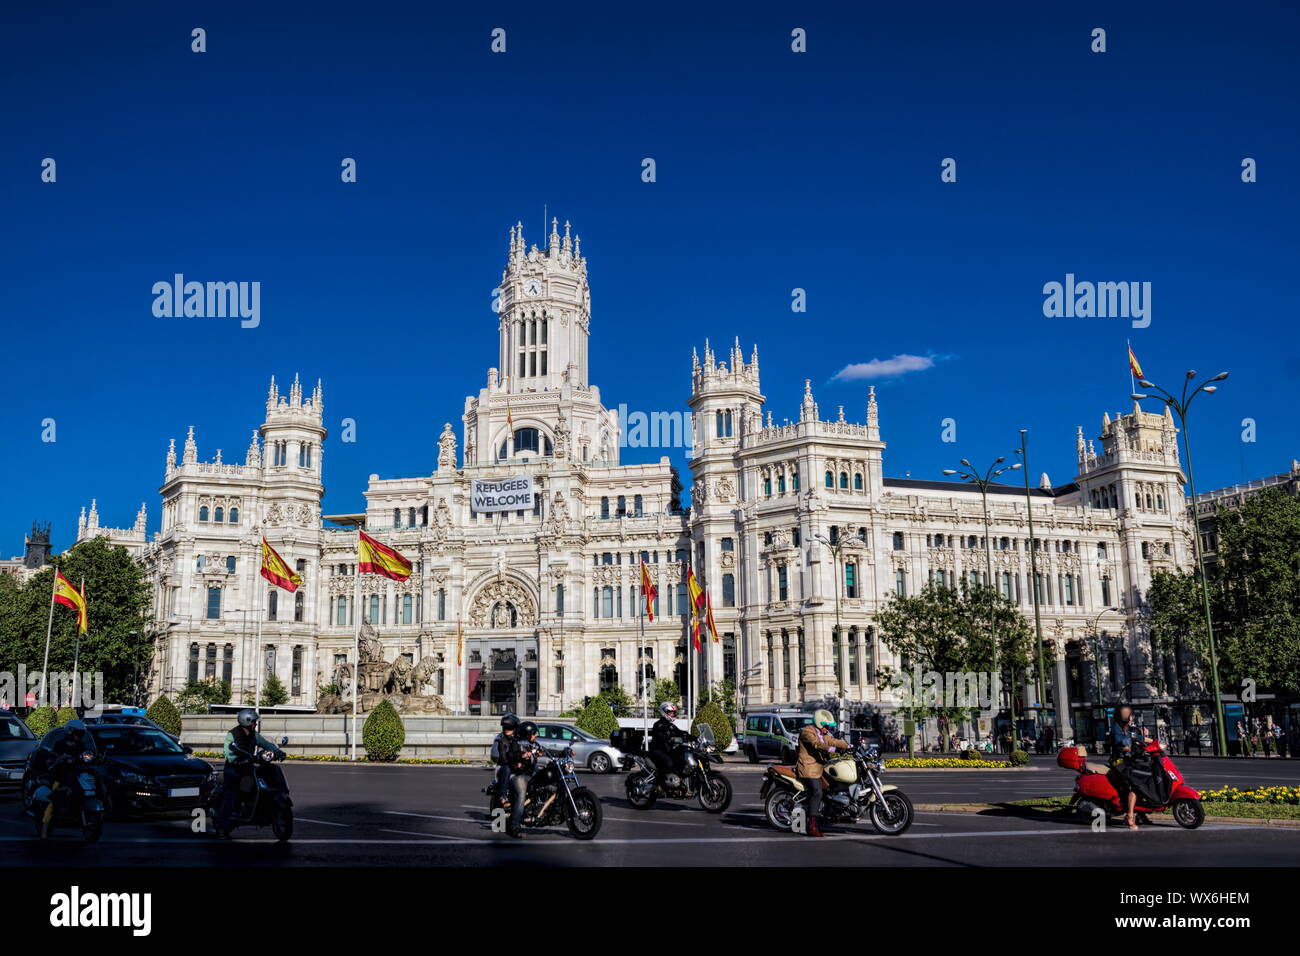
[53,571,87,634]
[260,538,302,592]
[640,561,657,622]
[687,568,705,652]
[358,529,413,581]
[1128,343,1144,381]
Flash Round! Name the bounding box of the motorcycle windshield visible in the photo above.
[697,725,716,747]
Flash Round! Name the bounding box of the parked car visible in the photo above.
[737,710,816,763]
[533,722,625,774]
[0,710,39,791]
[84,712,171,737]
[24,723,214,817]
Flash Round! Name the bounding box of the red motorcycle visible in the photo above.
[1057,742,1204,829]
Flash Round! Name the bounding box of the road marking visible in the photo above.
[295,817,351,828]
[379,828,486,842]
[385,810,482,826]
[602,816,705,827]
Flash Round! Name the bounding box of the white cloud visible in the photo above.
[830,354,936,382]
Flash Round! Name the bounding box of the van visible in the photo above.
[737,710,815,764]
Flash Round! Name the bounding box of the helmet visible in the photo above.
[500,713,519,731]
[659,702,678,720]
[518,720,538,739]
[64,719,86,738]
[814,709,836,728]
[237,708,259,728]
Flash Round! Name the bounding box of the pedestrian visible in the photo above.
[1273,725,1286,759]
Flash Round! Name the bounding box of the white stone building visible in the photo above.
[76,220,1215,740]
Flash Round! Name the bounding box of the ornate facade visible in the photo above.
[76,221,1223,738]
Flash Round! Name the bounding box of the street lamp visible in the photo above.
[943,457,1022,747]
[813,531,847,730]
[1132,369,1229,755]
[1085,607,1118,747]
[1014,431,1050,741]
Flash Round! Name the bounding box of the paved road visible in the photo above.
[2,755,1297,866]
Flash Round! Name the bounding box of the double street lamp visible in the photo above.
[1131,370,1229,756]
[943,457,1021,746]
[813,531,847,729]
[1085,606,1119,743]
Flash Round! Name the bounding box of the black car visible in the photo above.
[84,713,173,737]
[75,724,213,816]
[0,710,38,791]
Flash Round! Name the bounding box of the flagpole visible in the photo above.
[351,552,361,761]
[255,574,264,711]
[639,579,647,735]
[1127,339,1136,397]
[40,567,58,707]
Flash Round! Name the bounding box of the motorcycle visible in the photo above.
[623,724,733,813]
[25,750,109,843]
[1058,742,1204,829]
[483,742,602,839]
[206,736,294,841]
[761,740,913,835]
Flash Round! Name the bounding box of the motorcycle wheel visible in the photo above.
[764,788,799,831]
[869,791,914,835]
[271,807,294,842]
[625,772,658,810]
[1172,799,1205,830]
[698,773,732,814]
[81,811,104,844]
[565,787,602,839]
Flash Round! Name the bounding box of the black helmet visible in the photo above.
[518,720,538,739]
[65,719,86,739]
[500,713,519,731]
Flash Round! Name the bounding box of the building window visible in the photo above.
[188,643,200,683]
[839,472,848,489]
[206,587,222,620]
[222,644,233,684]
[204,643,217,680]
[438,588,447,620]
[1101,576,1112,606]
[894,569,906,597]
[368,594,380,623]
[294,591,305,622]
[844,563,857,599]
[791,468,800,491]
[600,497,610,519]
[824,471,833,488]
[853,474,863,491]
[634,494,643,516]
[892,531,904,551]
[226,556,236,573]
[336,596,348,626]
[722,573,735,607]
[291,646,302,697]
[199,506,209,522]
[402,593,413,624]
[267,590,278,622]
[763,476,772,496]
[228,507,238,523]
[777,566,788,601]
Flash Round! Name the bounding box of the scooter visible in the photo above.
[25,750,109,843]
[206,736,294,841]
[1058,742,1204,829]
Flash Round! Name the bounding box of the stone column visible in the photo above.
[1053,647,1073,743]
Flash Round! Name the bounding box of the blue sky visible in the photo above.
[2,1,1297,552]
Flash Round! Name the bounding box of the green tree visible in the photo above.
[875,582,1033,732]
[54,706,78,727]
[691,700,733,749]
[363,699,405,761]
[575,695,619,738]
[0,537,152,704]
[700,678,738,723]
[25,705,56,738]
[260,673,289,707]
[146,695,183,738]
[650,678,681,708]
[597,685,632,717]
[175,678,231,715]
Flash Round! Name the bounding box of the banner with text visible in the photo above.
[471,475,534,513]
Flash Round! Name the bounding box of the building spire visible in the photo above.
[166,437,177,472]
[134,503,147,532]
[290,373,302,406]
[246,429,261,467]
[866,386,879,440]
[183,426,198,464]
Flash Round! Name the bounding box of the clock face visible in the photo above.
[523,278,542,297]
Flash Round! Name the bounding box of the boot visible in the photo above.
[807,815,825,837]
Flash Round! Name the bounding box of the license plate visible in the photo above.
[2,770,21,781]
[168,787,201,798]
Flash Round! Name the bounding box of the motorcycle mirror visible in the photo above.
[279,736,289,746]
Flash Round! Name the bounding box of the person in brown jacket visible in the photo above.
[796,709,850,837]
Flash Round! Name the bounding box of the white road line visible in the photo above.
[379,828,486,842]
[601,816,704,827]
[385,810,482,826]
[295,817,351,828]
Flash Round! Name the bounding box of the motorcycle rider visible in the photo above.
[491,713,520,805]
[31,719,96,837]
[649,701,694,785]
[795,709,850,838]
[504,720,542,838]
[215,709,285,838]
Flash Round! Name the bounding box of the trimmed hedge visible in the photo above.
[575,695,619,739]
[25,705,56,738]
[54,706,78,727]
[691,701,734,750]
[147,695,183,738]
[1009,749,1029,767]
[363,699,405,761]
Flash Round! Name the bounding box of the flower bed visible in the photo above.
[886,757,1013,769]
[1199,785,1300,805]
[193,751,477,765]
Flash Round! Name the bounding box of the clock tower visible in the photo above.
[461,219,620,467]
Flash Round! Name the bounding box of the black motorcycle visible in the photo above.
[206,736,293,841]
[624,724,732,813]
[25,750,109,842]
[483,742,602,839]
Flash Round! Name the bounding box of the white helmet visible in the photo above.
[237,708,259,728]
[659,701,678,721]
